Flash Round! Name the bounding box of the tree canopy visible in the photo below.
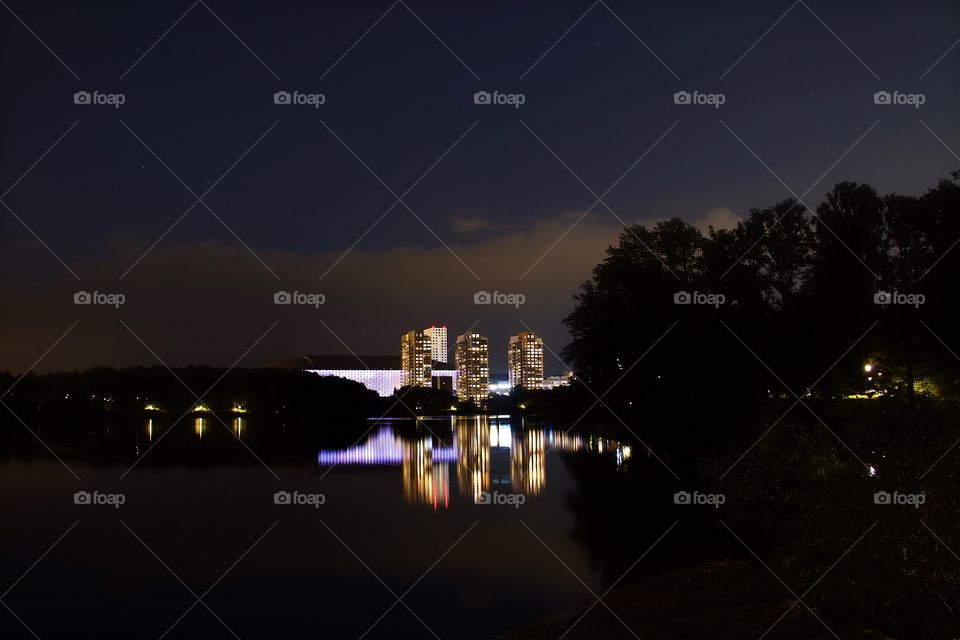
[563,173,960,407]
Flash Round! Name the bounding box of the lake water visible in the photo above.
[0,414,719,639]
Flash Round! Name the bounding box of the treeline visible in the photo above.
[0,366,381,422]
[563,172,960,408]
[560,173,960,636]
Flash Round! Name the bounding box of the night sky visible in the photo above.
[1,0,958,373]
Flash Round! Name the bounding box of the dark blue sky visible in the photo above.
[1,0,958,372]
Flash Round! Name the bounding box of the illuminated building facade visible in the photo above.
[423,326,448,363]
[455,332,489,403]
[273,355,455,397]
[488,374,512,395]
[543,371,574,390]
[401,330,433,387]
[508,331,544,390]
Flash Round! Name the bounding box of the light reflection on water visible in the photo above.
[317,415,633,508]
[0,413,676,640]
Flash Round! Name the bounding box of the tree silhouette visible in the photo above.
[564,174,960,411]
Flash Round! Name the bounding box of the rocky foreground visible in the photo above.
[497,560,891,639]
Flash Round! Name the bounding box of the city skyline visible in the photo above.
[275,324,557,398]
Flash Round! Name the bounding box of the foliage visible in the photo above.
[563,174,960,408]
[705,400,960,637]
[392,385,456,415]
[1,366,382,420]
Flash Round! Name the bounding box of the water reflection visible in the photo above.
[233,416,245,437]
[318,415,632,508]
[403,438,450,509]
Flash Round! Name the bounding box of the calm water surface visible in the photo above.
[0,414,707,639]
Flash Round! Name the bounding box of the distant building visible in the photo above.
[273,355,455,397]
[401,330,433,387]
[488,373,512,396]
[423,326,448,364]
[543,371,575,390]
[508,331,544,390]
[455,332,489,403]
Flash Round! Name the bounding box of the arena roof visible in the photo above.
[273,355,455,371]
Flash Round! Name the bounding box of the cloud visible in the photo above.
[0,208,746,375]
[0,213,622,375]
[620,208,742,235]
[449,215,514,233]
[696,207,742,233]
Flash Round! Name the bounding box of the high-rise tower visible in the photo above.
[508,331,544,390]
[454,332,489,403]
[400,330,432,387]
